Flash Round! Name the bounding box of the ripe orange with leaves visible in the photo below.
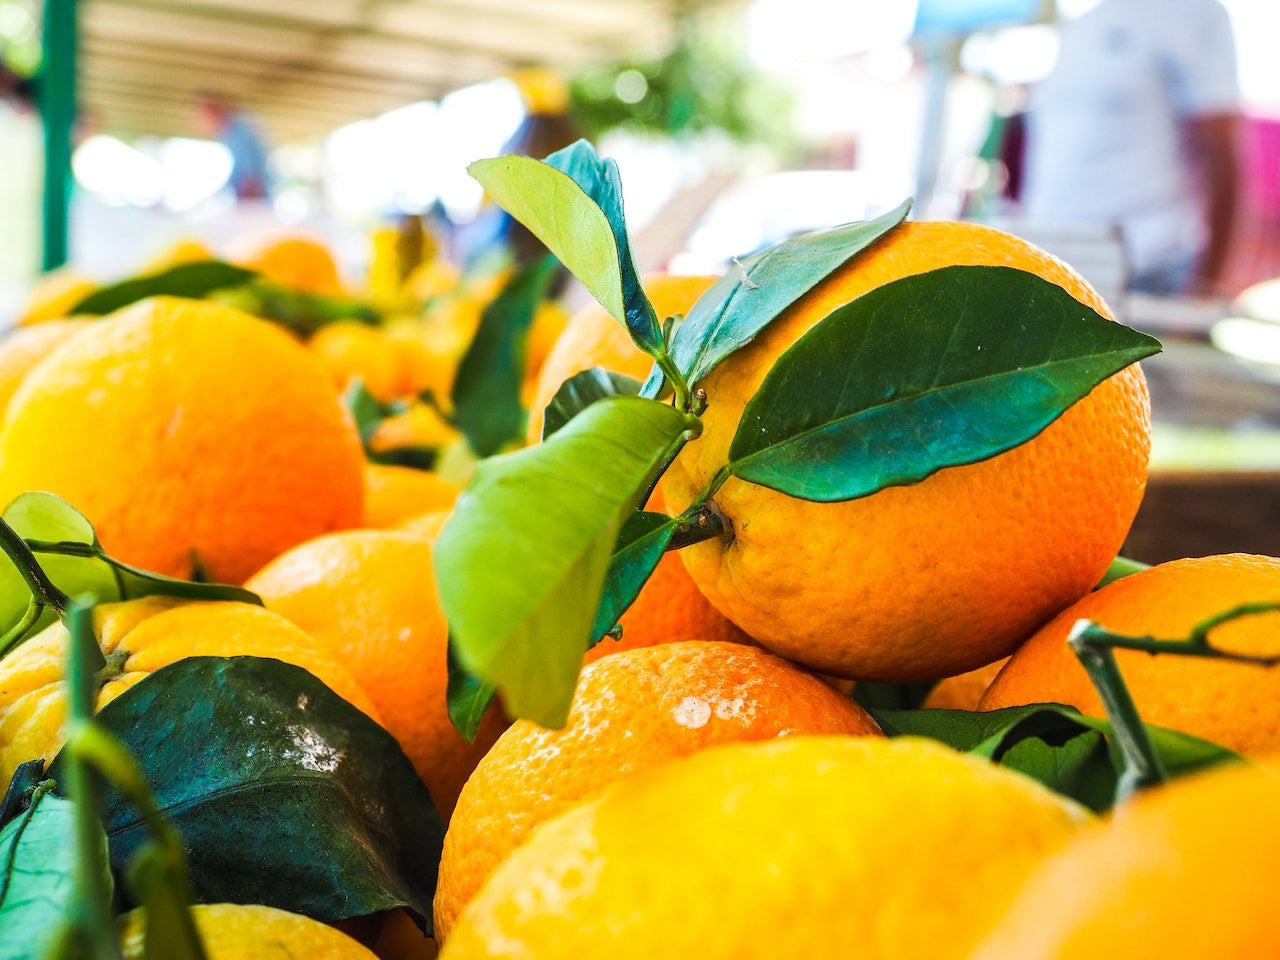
[662,221,1151,682]
[0,297,365,584]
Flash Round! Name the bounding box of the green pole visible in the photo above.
[39,0,78,272]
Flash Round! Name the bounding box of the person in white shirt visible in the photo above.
[1020,0,1241,296]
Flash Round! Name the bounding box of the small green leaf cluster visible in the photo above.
[442,139,1160,730]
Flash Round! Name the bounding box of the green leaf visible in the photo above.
[590,511,677,645]
[468,141,660,355]
[445,637,498,742]
[541,368,642,441]
[870,703,1236,812]
[452,256,559,457]
[69,261,258,317]
[0,790,105,960]
[643,199,911,396]
[850,681,936,712]
[49,656,443,930]
[214,281,379,336]
[728,266,1162,501]
[436,396,691,727]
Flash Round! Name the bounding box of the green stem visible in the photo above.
[655,348,692,414]
[0,519,70,613]
[1067,622,1168,801]
[0,598,45,660]
[667,500,730,550]
[1096,555,1150,588]
[63,602,123,960]
[636,414,704,511]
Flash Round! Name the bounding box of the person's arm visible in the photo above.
[1185,111,1240,296]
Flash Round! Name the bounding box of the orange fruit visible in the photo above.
[439,736,1089,959]
[139,237,214,274]
[230,232,346,296]
[972,757,1278,959]
[245,530,504,816]
[17,269,97,326]
[363,464,460,530]
[371,401,460,455]
[122,903,379,959]
[309,321,405,401]
[525,273,718,443]
[0,596,379,788]
[0,319,91,418]
[980,554,1280,755]
[662,221,1151,682]
[433,640,881,938]
[0,297,365,584]
[923,658,1010,711]
[372,909,438,960]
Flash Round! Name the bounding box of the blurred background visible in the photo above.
[3,0,1280,555]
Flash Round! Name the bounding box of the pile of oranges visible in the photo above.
[2,217,1277,960]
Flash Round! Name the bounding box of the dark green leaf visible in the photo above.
[643,199,911,396]
[728,266,1162,501]
[469,141,660,355]
[436,396,691,727]
[541,368,642,440]
[69,261,257,316]
[0,791,103,960]
[850,681,936,712]
[452,256,559,457]
[50,656,443,930]
[0,761,43,830]
[999,731,1115,813]
[446,636,497,742]
[215,281,379,335]
[590,511,677,646]
[342,378,391,446]
[870,703,1237,812]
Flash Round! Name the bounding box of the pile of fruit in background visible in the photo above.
[1,139,1277,960]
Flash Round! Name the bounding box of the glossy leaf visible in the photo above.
[70,261,257,316]
[445,637,497,742]
[469,141,660,355]
[50,656,444,929]
[643,199,910,396]
[0,494,259,646]
[729,266,1162,501]
[436,396,691,727]
[452,256,559,457]
[0,761,43,830]
[590,511,677,645]
[0,791,104,960]
[870,703,1236,812]
[541,367,642,440]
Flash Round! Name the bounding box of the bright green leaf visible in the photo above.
[469,141,660,355]
[50,656,443,931]
[729,266,1161,501]
[70,261,258,316]
[590,511,677,646]
[436,396,691,727]
[452,256,559,457]
[643,199,910,396]
[445,637,497,742]
[541,368,642,440]
[0,791,105,960]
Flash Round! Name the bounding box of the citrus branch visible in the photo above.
[1068,602,1280,802]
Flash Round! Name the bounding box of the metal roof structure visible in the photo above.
[80,0,737,143]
